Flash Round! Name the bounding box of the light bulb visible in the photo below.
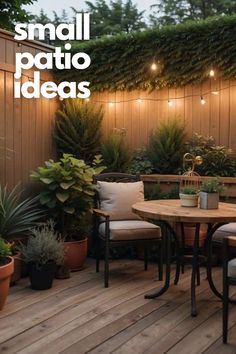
[86,98,90,102]
[209,69,215,77]
[211,91,219,95]
[151,63,157,71]
[109,102,114,107]
[168,100,173,107]
[201,96,206,105]
[137,99,142,103]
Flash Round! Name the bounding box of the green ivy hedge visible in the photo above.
[55,15,236,91]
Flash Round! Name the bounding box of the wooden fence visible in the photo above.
[0,29,58,189]
[1,28,236,190]
[91,78,236,150]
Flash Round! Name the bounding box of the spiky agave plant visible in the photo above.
[0,185,43,240]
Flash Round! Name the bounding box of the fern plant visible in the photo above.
[54,99,103,163]
[147,119,186,174]
[101,133,131,172]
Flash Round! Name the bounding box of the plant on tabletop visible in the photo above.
[200,179,223,209]
[179,186,199,207]
[31,153,105,271]
[0,238,14,309]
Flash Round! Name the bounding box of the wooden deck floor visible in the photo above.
[1,259,236,354]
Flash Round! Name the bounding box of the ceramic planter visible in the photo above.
[28,262,57,290]
[63,238,88,271]
[200,192,219,209]
[0,256,14,310]
[179,193,198,207]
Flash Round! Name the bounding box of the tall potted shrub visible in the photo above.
[0,238,14,310]
[31,154,105,271]
[0,185,43,283]
[54,99,103,164]
[20,222,64,290]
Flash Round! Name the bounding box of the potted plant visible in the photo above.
[179,186,199,207]
[200,179,223,209]
[0,185,44,283]
[0,238,14,310]
[20,222,64,290]
[31,153,105,271]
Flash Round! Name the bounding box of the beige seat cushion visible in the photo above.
[213,223,236,244]
[99,220,161,241]
[228,258,236,278]
[97,181,144,221]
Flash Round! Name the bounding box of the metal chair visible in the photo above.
[93,173,163,288]
[222,236,236,343]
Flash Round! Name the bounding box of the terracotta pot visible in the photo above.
[0,256,14,310]
[176,224,207,248]
[63,238,88,272]
[10,252,22,285]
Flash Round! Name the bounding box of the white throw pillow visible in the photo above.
[97,181,144,220]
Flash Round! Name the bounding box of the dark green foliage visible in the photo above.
[186,133,236,176]
[147,119,186,174]
[129,148,154,175]
[144,184,180,200]
[31,154,105,238]
[0,185,43,240]
[82,0,147,38]
[55,15,236,91]
[0,0,35,31]
[101,133,131,172]
[150,0,236,26]
[54,99,103,164]
[200,178,223,193]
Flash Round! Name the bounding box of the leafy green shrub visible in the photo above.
[180,187,198,195]
[31,154,105,238]
[129,148,153,175]
[101,133,131,172]
[186,133,236,177]
[0,185,43,240]
[200,179,223,193]
[144,184,179,200]
[0,238,12,258]
[147,119,186,174]
[54,99,103,163]
[20,222,64,268]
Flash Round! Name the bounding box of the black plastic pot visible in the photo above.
[28,262,57,290]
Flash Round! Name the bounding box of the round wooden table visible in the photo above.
[132,199,236,317]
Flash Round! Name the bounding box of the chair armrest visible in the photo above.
[93,208,110,219]
[224,236,236,248]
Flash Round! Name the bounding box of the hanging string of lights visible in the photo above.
[60,68,232,105]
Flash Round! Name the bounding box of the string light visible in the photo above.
[86,98,90,102]
[168,99,173,107]
[209,69,215,77]
[137,98,142,103]
[200,96,206,105]
[109,102,114,107]
[211,91,219,95]
[151,62,157,71]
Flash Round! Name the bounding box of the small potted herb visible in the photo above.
[179,187,199,207]
[200,179,223,209]
[20,222,64,290]
[0,238,14,310]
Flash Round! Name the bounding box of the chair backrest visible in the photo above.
[93,173,140,184]
[93,173,143,220]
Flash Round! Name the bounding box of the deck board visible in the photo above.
[0,259,236,354]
